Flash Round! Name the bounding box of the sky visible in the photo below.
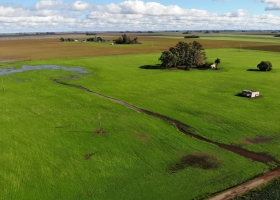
[0,0,280,33]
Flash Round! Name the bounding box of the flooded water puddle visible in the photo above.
[0,65,88,75]
[0,60,17,63]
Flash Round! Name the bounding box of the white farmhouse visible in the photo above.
[242,89,260,98]
[210,63,216,69]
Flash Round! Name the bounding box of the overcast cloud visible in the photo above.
[0,0,279,33]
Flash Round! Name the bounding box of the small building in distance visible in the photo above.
[242,89,260,98]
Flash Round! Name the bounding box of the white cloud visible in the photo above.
[0,6,26,17]
[223,9,249,17]
[34,0,63,10]
[64,1,92,11]
[0,0,280,32]
[261,0,280,10]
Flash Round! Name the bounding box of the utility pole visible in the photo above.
[98,113,102,130]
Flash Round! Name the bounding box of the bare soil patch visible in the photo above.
[170,152,221,172]
[203,116,221,124]
[84,151,98,160]
[244,136,273,145]
[136,133,149,144]
[92,129,106,136]
[136,133,148,139]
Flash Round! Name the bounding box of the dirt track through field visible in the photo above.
[210,167,280,200]
[54,78,279,199]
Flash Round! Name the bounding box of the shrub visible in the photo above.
[257,61,272,71]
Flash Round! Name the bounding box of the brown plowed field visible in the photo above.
[0,34,279,61]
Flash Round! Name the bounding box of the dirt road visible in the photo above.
[210,167,280,200]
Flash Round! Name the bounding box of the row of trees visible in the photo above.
[60,37,108,43]
[114,34,141,44]
[60,37,75,42]
[158,41,206,70]
[86,37,106,42]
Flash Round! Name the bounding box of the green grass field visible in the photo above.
[47,49,280,159]
[1,35,280,199]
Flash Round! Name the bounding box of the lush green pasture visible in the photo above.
[1,36,280,199]
[26,48,280,160]
[0,68,267,200]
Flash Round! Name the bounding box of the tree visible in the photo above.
[114,34,139,44]
[159,41,206,70]
[158,41,206,70]
[169,47,179,67]
[195,53,206,67]
[215,58,221,69]
[158,51,174,69]
[257,61,272,71]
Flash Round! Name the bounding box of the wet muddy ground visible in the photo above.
[0,65,88,75]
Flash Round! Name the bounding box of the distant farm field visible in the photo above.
[1,32,280,62]
[1,33,280,199]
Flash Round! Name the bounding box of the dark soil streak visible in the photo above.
[54,79,277,164]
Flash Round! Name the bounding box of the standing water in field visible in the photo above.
[0,65,88,75]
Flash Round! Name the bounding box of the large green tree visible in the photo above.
[159,41,206,70]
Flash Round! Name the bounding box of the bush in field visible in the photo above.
[158,41,206,70]
[114,34,140,44]
[60,37,74,42]
[87,37,105,42]
[257,61,272,71]
[215,58,221,69]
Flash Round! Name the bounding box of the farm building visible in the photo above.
[242,89,260,98]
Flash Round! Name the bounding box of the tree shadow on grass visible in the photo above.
[235,93,245,97]
[139,64,163,70]
[247,69,261,72]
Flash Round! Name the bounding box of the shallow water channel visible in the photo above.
[0,65,88,75]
